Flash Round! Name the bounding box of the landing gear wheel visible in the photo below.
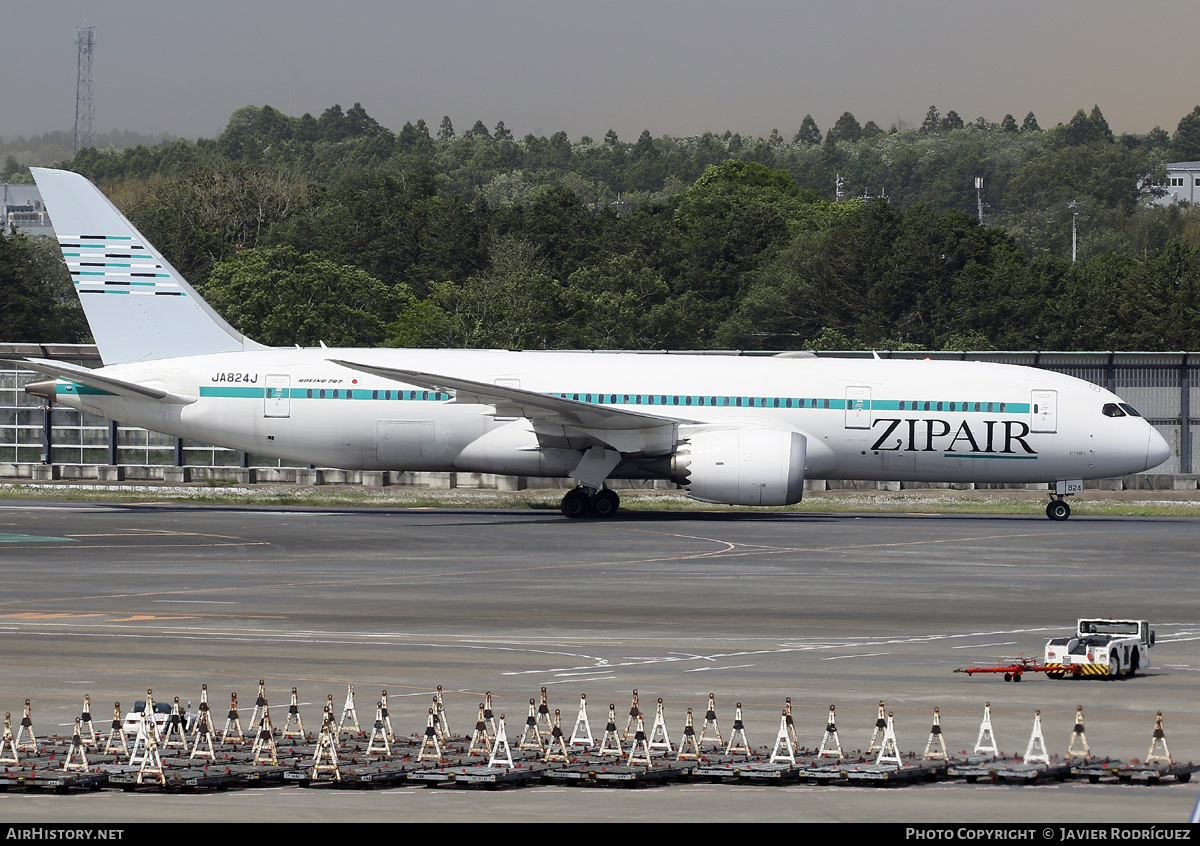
[1046,500,1071,521]
[560,488,592,519]
[591,488,620,518]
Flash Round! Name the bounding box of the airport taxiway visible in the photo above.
[0,499,1196,822]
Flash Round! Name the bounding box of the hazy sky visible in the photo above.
[3,1,1197,142]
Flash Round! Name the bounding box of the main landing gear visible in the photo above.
[560,486,620,519]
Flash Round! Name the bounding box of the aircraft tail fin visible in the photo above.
[30,167,266,364]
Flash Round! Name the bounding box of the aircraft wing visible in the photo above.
[329,358,691,454]
[8,358,196,405]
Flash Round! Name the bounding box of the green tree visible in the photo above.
[827,112,862,144]
[920,106,941,135]
[941,110,964,132]
[1170,106,1200,160]
[393,237,572,349]
[0,231,89,342]
[1056,107,1113,147]
[671,161,820,315]
[204,245,406,346]
[124,160,311,286]
[794,114,822,145]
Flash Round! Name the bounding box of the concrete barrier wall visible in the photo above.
[2,462,1197,492]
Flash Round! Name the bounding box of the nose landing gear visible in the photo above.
[1046,480,1083,520]
[1046,498,1071,521]
[560,486,621,519]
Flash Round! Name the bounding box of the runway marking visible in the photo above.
[615,526,1120,573]
[0,506,113,512]
[0,534,77,543]
[951,641,1018,649]
[24,541,270,551]
[820,652,891,660]
[154,600,237,605]
[684,664,755,672]
[0,610,286,622]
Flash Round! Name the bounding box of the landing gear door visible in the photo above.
[1031,389,1057,433]
[265,374,290,418]
[845,386,871,429]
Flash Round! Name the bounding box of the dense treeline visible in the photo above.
[7,101,1200,350]
[0,229,88,343]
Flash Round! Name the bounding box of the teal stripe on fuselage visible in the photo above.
[200,387,265,398]
[60,381,116,397]
[196,387,1031,412]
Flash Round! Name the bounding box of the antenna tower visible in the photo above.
[74,26,96,156]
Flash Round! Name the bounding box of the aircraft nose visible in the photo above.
[1146,426,1170,470]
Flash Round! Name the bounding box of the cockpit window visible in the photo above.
[1118,403,1142,418]
[1102,403,1125,417]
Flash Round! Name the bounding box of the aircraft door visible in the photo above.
[1031,389,1058,433]
[264,374,290,418]
[845,386,871,429]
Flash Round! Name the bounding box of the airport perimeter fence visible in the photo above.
[2,344,1198,490]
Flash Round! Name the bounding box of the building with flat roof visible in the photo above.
[1152,161,1200,206]
[1,183,55,237]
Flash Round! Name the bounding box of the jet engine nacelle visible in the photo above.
[672,423,808,506]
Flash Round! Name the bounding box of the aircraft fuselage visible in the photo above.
[42,347,1168,486]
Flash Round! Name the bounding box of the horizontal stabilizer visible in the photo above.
[8,358,196,405]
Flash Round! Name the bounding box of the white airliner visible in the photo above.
[13,168,1171,520]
